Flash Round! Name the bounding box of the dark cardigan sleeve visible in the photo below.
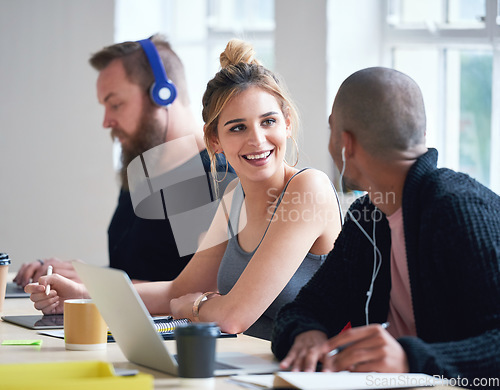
[399,329,500,384]
[400,172,500,385]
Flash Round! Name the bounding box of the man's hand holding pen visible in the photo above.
[280,322,409,373]
[321,322,409,373]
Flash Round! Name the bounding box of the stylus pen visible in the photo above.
[45,265,53,295]
[326,322,390,357]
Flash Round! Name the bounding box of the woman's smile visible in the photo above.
[242,149,273,165]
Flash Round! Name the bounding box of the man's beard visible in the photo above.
[112,107,167,190]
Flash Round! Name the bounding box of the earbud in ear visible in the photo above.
[341,146,346,163]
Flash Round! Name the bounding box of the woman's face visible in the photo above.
[213,86,291,183]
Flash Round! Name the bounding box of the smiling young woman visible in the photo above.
[154,39,343,339]
[137,39,343,340]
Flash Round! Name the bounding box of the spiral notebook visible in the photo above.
[110,316,235,341]
[34,311,236,342]
[151,316,189,333]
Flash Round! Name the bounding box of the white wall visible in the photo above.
[327,0,384,106]
[0,1,117,271]
[275,0,331,176]
[326,0,384,212]
[275,0,383,213]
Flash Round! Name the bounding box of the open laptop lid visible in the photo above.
[73,262,279,376]
[5,282,30,298]
[74,262,179,375]
[1,314,64,329]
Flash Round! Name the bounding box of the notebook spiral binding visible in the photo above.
[153,318,191,333]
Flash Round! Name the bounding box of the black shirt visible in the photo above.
[108,149,233,281]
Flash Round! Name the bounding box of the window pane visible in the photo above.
[393,49,440,152]
[447,0,485,24]
[497,0,500,25]
[393,48,492,186]
[454,49,492,186]
[388,0,485,28]
[401,0,442,24]
[388,0,443,26]
[207,0,274,31]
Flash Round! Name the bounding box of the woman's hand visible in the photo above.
[170,292,204,320]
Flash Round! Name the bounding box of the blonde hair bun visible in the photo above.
[220,39,261,68]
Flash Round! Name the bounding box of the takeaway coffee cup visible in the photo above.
[0,253,11,313]
[64,299,108,350]
[174,322,219,386]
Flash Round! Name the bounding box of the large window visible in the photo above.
[383,0,499,192]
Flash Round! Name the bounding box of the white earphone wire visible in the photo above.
[339,147,346,194]
[339,146,382,325]
[346,208,382,325]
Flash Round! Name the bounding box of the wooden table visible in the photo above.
[0,289,276,389]
[0,277,461,389]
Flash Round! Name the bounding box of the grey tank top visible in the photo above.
[217,168,329,340]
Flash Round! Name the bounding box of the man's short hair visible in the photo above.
[334,67,426,157]
[89,34,189,105]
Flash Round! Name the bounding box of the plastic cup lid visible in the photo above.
[0,253,11,265]
[174,322,220,337]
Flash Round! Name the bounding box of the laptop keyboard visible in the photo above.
[214,361,238,370]
[173,355,237,370]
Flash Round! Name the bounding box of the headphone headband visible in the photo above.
[137,39,177,107]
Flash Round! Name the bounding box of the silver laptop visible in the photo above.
[74,262,279,376]
[5,282,30,298]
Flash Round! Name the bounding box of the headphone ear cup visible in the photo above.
[150,80,177,106]
[137,39,177,107]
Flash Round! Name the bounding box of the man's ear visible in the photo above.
[341,130,354,159]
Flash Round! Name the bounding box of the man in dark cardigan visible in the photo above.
[272,67,500,388]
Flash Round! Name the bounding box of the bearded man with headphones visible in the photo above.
[14,34,233,286]
[272,67,500,387]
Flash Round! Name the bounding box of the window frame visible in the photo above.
[381,0,500,193]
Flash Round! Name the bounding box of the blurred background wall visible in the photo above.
[2,0,496,272]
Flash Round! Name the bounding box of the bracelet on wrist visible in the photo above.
[192,291,220,322]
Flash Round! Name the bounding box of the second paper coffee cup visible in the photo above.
[174,322,219,380]
[64,299,108,350]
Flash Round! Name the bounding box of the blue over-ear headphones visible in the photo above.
[137,39,177,107]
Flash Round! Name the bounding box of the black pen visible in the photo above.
[326,322,390,357]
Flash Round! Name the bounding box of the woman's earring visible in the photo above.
[284,136,299,167]
[215,153,229,183]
